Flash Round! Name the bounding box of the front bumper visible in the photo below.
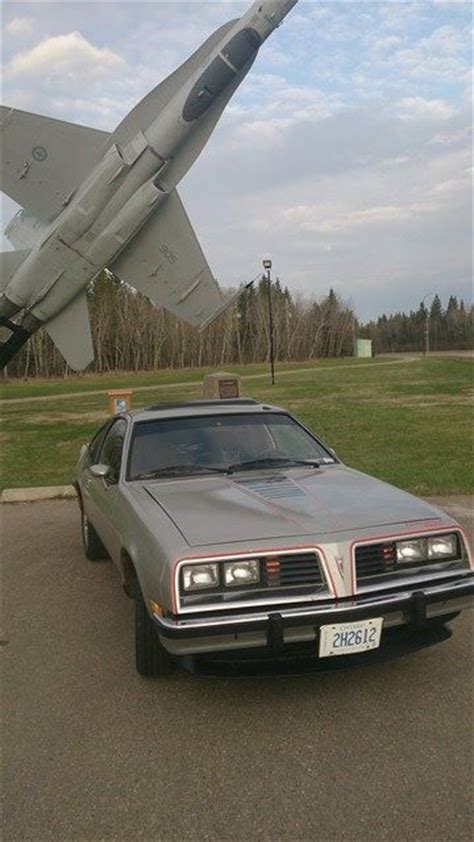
[154,575,474,656]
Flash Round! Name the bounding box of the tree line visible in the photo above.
[359,294,473,355]
[3,276,472,379]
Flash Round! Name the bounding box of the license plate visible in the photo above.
[319,617,384,657]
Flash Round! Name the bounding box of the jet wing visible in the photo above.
[110,189,238,329]
[0,106,110,223]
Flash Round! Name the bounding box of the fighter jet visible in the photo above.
[0,0,298,370]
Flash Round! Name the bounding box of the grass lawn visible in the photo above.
[0,357,385,400]
[0,355,472,495]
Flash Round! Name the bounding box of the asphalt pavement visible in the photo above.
[2,498,473,842]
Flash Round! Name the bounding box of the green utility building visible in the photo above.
[353,338,373,358]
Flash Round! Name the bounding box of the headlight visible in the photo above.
[428,534,457,559]
[224,559,260,587]
[182,563,219,591]
[396,539,425,563]
[395,533,460,565]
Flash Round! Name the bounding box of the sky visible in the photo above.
[1,0,472,319]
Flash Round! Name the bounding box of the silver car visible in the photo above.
[75,398,474,677]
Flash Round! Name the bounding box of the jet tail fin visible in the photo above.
[45,291,94,371]
[0,285,93,371]
[0,249,31,291]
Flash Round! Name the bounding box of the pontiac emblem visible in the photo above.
[335,557,345,578]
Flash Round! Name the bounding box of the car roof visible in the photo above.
[127,398,285,423]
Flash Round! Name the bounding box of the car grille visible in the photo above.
[355,536,465,584]
[355,542,397,579]
[179,550,326,608]
[261,552,323,588]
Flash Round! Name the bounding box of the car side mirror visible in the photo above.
[90,463,111,480]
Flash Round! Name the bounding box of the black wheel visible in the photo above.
[80,506,108,561]
[135,588,174,677]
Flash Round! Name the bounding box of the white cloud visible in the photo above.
[430,126,472,146]
[5,17,34,36]
[5,32,124,83]
[418,24,466,55]
[378,3,428,32]
[395,97,455,121]
[283,201,436,234]
[390,23,471,84]
[372,35,403,52]
[380,155,410,168]
[233,73,343,129]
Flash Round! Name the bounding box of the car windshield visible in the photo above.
[128,413,335,480]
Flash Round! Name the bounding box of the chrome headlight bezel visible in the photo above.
[395,532,460,566]
[176,547,327,610]
[427,533,458,560]
[223,559,260,587]
[396,539,426,564]
[181,559,262,592]
[181,562,219,592]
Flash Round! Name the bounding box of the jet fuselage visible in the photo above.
[0,0,298,367]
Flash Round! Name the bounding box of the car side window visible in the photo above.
[99,419,127,483]
[88,421,112,464]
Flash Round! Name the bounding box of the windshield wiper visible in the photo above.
[135,464,228,480]
[227,457,321,473]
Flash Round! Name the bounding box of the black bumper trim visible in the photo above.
[154,578,474,641]
[187,623,454,677]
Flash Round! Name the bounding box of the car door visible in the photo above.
[80,420,112,477]
[85,418,128,561]
[80,419,111,514]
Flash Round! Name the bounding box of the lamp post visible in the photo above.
[422,292,434,357]
[262,256,275,385]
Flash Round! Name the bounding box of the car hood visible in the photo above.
[143,465,445,547]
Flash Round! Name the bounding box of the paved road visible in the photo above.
[2,499,473,842]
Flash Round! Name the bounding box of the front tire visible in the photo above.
[135,589,174,678]
[80,506,108,561]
